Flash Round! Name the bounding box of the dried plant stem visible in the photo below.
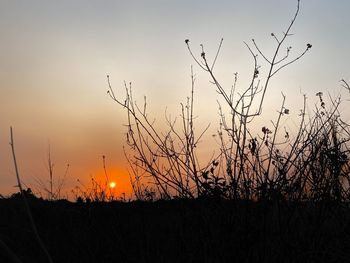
[109,0,350,202]
[10,127,54,263]
[0,238,23,263]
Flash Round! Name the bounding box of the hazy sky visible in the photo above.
[1,0,350,199]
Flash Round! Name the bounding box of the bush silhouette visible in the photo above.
[108,0,350,202]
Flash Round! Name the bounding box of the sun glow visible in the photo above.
[109,181,116,189]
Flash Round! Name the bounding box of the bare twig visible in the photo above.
[10,127,54,263]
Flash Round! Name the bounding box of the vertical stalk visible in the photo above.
[10,127,54,263]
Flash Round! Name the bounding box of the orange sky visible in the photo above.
[1,0,350,200]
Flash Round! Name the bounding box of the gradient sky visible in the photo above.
[1,0,350,199]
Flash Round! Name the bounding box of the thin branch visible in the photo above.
[10,127,54,263]
[211,38,224,71]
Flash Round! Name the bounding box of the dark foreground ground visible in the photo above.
[1,195,350,263]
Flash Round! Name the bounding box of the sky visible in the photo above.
[1,0,350,199]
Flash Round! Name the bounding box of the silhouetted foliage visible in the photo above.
[108,0,350,203]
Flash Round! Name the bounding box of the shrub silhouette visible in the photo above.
[108,0,350,202]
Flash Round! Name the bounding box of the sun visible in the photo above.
[109,181,116,189]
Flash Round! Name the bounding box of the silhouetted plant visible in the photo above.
[108,0,350,202]
[71,156,120,202]
[34,145,70,201]
[108,67,214,200]
[9,127,54,263]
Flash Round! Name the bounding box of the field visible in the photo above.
[1,193,350,263]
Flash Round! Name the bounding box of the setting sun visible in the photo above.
[109,181,116,189]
